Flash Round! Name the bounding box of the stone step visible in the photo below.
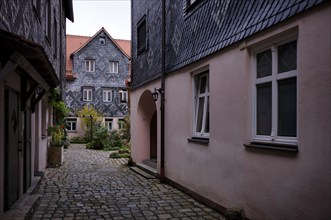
[130,166,156,179]
[0,174,43,220]
[143,159,157,169]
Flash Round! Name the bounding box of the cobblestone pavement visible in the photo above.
[32,144,224,220]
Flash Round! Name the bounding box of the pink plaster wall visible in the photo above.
[132,5,330,220]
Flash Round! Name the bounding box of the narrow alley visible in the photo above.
[31,144,224,219]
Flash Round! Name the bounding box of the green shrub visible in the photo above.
[70,136,88,143]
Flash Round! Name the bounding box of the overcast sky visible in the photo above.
[66,0,131,40]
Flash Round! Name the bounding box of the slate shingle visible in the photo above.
[131,0,326,89]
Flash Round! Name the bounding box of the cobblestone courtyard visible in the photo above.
[31,144,224,219]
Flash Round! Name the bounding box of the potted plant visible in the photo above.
[47,124,65,167]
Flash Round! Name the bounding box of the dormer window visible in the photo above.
[99,37,106,45]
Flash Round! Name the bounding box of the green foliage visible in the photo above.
[70,136,88,143]
[77,105,102,137]
[49,88,69,125]
[109,152,130,158]
[119,115,131,146]
[47,124,65,147]
[91,126,109,150]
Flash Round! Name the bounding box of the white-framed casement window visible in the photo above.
[103,89,113,102]
[253,40,297,144]
[105,118,113,131]
[109,61,118,73]
[83,88,93,101]
[66,118,77,132]
[119,90,128,103]
[193,72,209,138]
[85,59,95,72]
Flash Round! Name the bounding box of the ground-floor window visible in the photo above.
[66,118,77,132]
[193,71,209,138]
[253,39,297,144]
[105,118,113,131]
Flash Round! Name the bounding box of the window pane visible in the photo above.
[137,18,146,52]
[205,97,209,133]
[278,41,297,73]
[256,49,272,78]
[278,78,296,137]
[199,75,207,94]
[72,122,76,131]
[256,83,272,135]
[196,97,205,132]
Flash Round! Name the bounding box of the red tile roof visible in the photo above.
[66,31,131,77]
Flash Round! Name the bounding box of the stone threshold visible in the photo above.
[1,174,43,220]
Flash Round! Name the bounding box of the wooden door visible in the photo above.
[4,88,20,211]
[150,111,157,159]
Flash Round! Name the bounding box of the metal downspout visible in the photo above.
[160,0,166,182]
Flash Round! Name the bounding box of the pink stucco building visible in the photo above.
[0,1,73,215]
[130,1,331,219]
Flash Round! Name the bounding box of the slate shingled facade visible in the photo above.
[130,1,331,219]
[131,0,325,89]
[65,28,130,135]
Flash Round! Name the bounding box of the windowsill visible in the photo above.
[188,137,209,145]
[244,141,298,152]
[67,131,77,133]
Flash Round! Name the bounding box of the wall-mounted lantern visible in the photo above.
[152,88,163,102]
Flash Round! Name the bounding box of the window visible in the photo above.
[193,72,209,138]
[83,88,93,101]
[66,118,77,132]
[45,0,52,44]
[105,118,113,131]
[99,37,106,45]
[119,90,128,103]
[109,61,118,73]
[137,15,147,54]
[253,40,297,144]
[85,60,95,72]
[103,89,112,102]
[53,9,57,58]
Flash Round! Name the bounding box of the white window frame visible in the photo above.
[66,118,77,132]
[119,90,128,103]
[83,88,93,101]
[85,60,95,72]
[103,89,113,102]
[109,61,118,73]
[193,72,209,138]
[105,118,113,131]
[252,39,298,145]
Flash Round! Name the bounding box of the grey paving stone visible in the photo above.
[31,144,224,219]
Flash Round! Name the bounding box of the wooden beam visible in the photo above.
[31,89,46,113]
[11,52,50,91]
[0,58,18,81]
[26,83,39,101]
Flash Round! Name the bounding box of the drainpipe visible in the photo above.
[160,0,166,182]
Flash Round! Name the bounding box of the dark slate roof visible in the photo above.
[165,0,325,73]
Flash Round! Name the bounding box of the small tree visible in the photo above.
[77,105,102,133]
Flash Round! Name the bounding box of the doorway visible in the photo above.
[150,111,157,159]
[4,88,20,211]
